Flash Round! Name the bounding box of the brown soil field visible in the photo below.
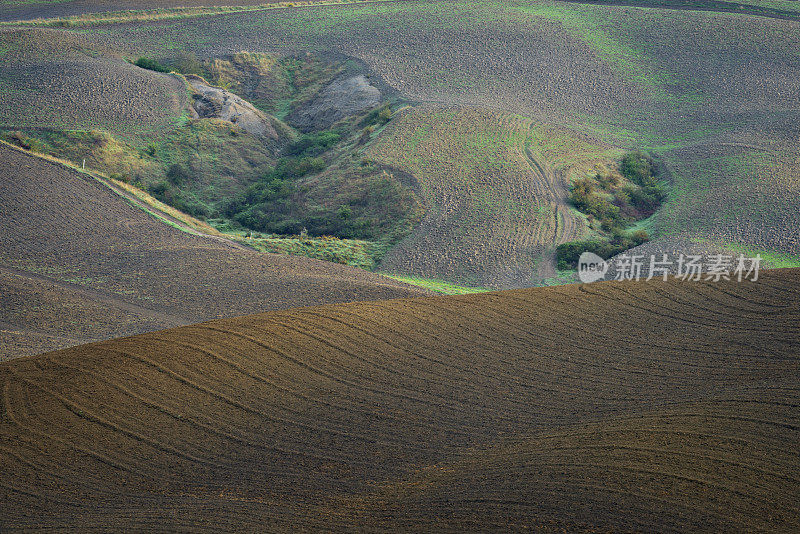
[93,0,800,261]
[1,267,797,530]
[4,0,798,24]
[0,28,189,144]
[0,267,183,362]
[0,145,427,360]
[0,0,334,23]
[4,5,798,285]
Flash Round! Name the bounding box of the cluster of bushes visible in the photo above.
[149,181,211,219]
[559,151,667,270]
[133,57,170,73]
[285,129,342,157]
[226,173,405,240]
[224,129,344,234]
[568,151,666,234]
[224,124,420,243]
[556,230,650,270]
[359,104,394,129]
[620,151,666,216]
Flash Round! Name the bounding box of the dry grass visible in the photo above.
[110,178,225,236]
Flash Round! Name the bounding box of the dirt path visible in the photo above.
[521,130,583,244]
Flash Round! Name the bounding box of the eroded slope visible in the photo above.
[0,145,427,359]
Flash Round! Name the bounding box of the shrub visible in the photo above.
[134,57,169,73]
[360,104,393,128]
[285,130,342,158]
[621,151,654,187]
[272,156,325,180]
[166,163,190,186]
[563,151,667,268]
[556,229,650,270]
[167,51,205,76]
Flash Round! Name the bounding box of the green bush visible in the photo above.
[556,230,650,270]
[568,176,626,230]
[285,130,342,158]
[149,181,208,218]
[272,156,325,180]
[621,151,652,184]
[359,104,393,128]
[134,57,169,73]
[562,151,667,269]
[167,51,205,77]
[166,163,190,186]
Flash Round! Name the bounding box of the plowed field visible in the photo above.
[1,267,797,530]
[0,145,427,359]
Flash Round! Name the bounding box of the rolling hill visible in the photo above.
[1,267,798,530]
[0,0,333,23]
[0,28,189,145]
[86,0,799,282]
[368,106,619,287]
[0,144,427,360]
[3,1,798,289]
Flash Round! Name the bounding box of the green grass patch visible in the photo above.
[694,239,800,269]
[228,232,378,270]
[382,274,491,295]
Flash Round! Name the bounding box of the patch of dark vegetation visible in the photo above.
[285,129,343,157]
[148,181,211,219]
[223,123,423,257]
[556,231,650,270]
[359,104,394,129]
[133,57,169,73]
[558,151,667,269]
[5,49,421,270]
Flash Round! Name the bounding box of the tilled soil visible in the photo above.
[0,145,428,359]
[0,267,797,530]
[369,107,603,288]
[0,0,332,23]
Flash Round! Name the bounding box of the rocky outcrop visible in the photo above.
[186,75,278,139]
[288,74,381,131]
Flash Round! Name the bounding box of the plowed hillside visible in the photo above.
[0,28,188,144]
[0,145,426,360]
[1,268,798,530]
[0,0,332,23]
[369,107,618,287]
[98,0,800,263]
